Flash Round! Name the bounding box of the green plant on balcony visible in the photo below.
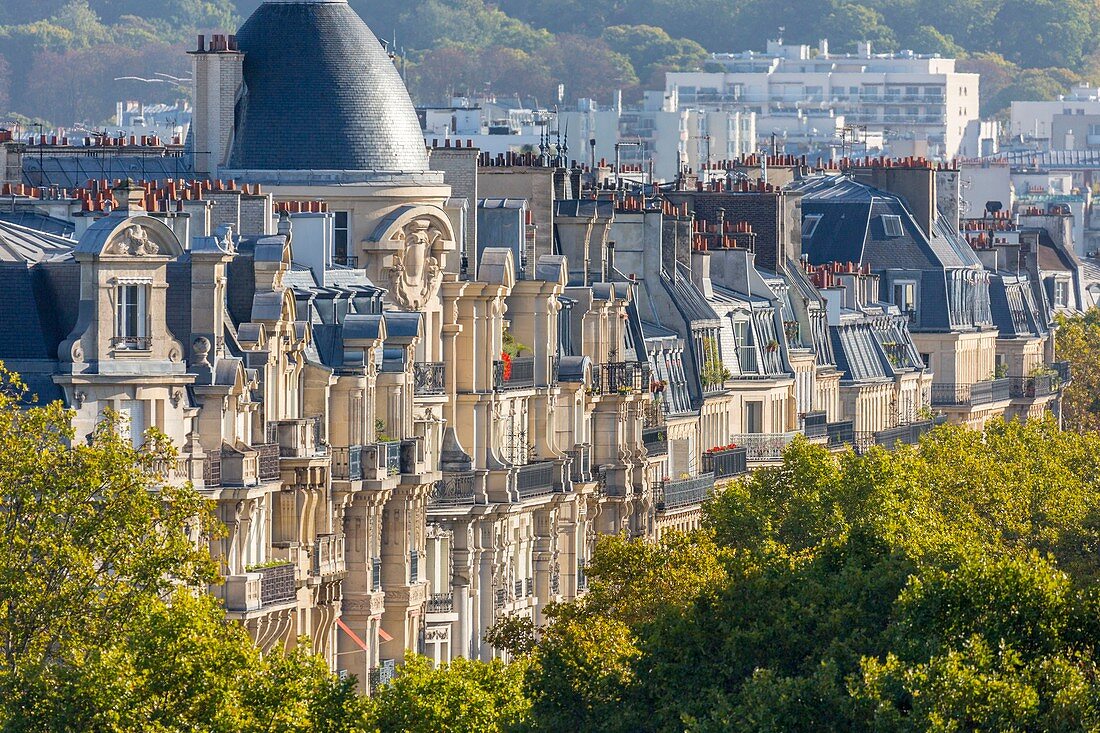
[245,559,293,571]
[502,329,528,358]
[994,363,1009,379]
[375,419,393,443]
[700,337,731,388]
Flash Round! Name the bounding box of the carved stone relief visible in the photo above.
[386,219,444,311]
[106,224,160,256]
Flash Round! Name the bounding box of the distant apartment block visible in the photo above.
[665,40,981,159]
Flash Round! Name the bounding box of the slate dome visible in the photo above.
[227,0,429,173]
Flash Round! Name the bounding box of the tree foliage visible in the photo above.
[0,364,365,732]
[1056,311,1100,433]
[516,420,1100,731]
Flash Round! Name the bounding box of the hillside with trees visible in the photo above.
[2,0,1098,127]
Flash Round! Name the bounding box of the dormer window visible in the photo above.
[1054,280,1069,308]
[115,281,150,351]
[881,215,903,237]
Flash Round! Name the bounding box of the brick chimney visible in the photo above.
[189,34,243,177]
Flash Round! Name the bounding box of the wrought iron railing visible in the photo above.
[371,557,382,592]
[1053,361,1072,385]
[930,379,1011,406]
[414,362,446,395]
[515,461,556,499]
[803,411,828,439]
[494,356,536,390]
[380,441,401,477]
[594,361,650,395]
[729,432,800,461]
[702,447,748,478]
[1008,375,1055,399]
[331,445,363,481]
[203,453,221,488]
[256,443,281,483]
[827,420,854,447]
[655,472,716,511]
[430,471,477,507]
[258,563,296,607]
[110,335,152,351]
[427,593,453,613]
[409,550,420,584]
[643,425,669,457]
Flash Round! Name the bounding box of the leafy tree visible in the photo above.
[365,655,530,733]
[992,0,1096,69]
[0,364,366,732]
[601,25,706,87]
[1055,311,1100,433]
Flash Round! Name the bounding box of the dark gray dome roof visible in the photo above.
[228,0,428,173]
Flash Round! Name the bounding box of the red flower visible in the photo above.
[501,352,513,381]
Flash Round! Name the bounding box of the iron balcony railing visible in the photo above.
[656,472,716,511]
[258,563,296,607]
[930,379,1010,406]
[643,399,666,427]
[643,425,669,457]
[331,445,363,481]
[494,357,536,390]
[515,461,557,500]
[1053,361,1072,384]
[256,443,281,483]
[380,441,401,477]
[495,587,507,611]
[594,361,650,395]
[371,557,382,592]
[427,593,453,613]
[730,432,800,461]
[203,453,222,488]
[413,362,446,396]
[827,420,855,447]
[430,471,477,507]
[803,411,828,439]
[111,335,152,351]
[702,446,748,479]
[514,580,524,599]
[333,254,358,268]
[1008,375,1056,399]
[409,550,420,584]
[860,416,947,452]
[550,568,561,596]
[567,445,592,483]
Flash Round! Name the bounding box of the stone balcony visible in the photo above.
[223,562,297,613]
[271,417,327,459]
[312,533,346,579]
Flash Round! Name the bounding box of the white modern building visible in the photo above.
[665,39,980,159]
[1010,85,1100,144]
